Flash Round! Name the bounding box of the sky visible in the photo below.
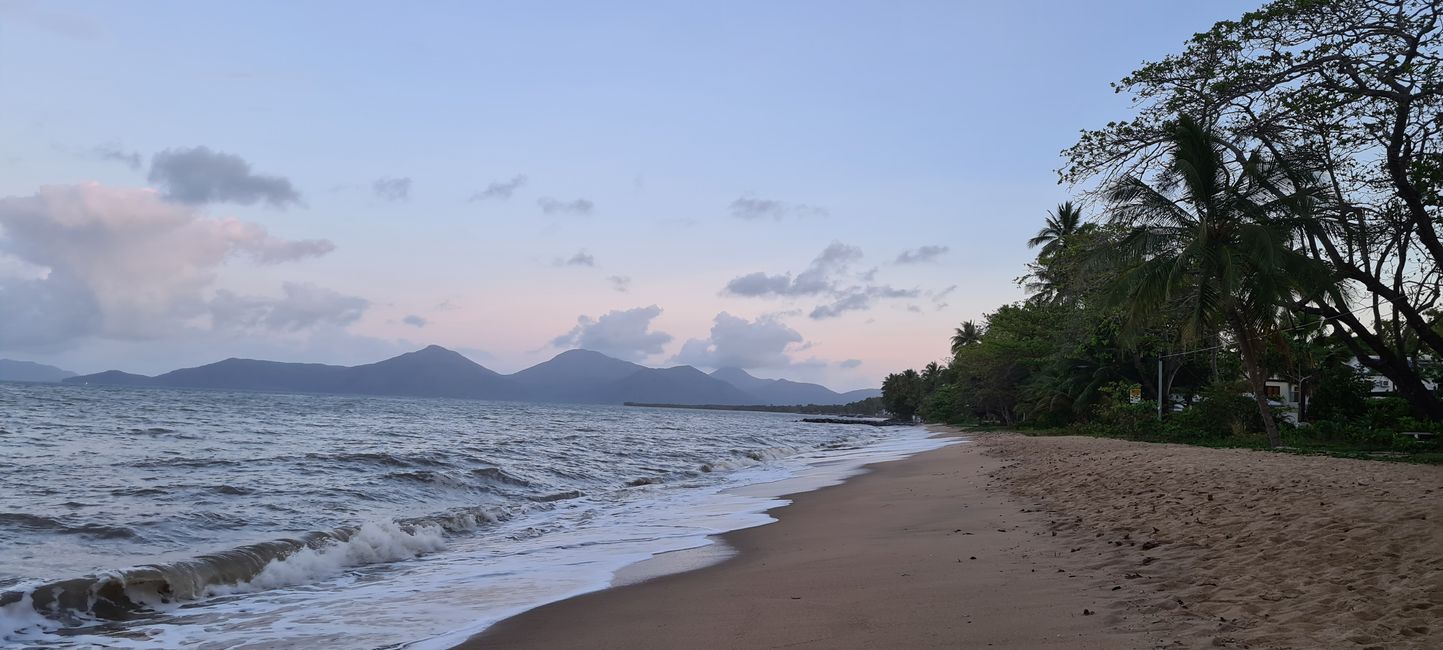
[0,0,1258,391]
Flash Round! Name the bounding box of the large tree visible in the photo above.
[1105,116,1326,447]
[1064,0,1443,418]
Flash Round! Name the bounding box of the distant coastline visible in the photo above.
[623,400,884,417]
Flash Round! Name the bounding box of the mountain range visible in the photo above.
[0,359,77,383]
[50,346,880,406]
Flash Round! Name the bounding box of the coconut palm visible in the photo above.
[1104,115,1325,448]
[922,361,942,388]
[951,320,981,354]
[1025,202,1101,305]
[1027,202,1086,259]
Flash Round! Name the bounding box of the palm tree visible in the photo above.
[1027,201,1086,259]
[951,320,981,354]
[1025,202,1099,305]
[1104,115,1324,448]
[922,361,942,389]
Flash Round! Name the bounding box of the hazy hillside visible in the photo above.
[342,345,528,400]
[710,367,869,405]
[0,359,76,383]
[601,366,756,405]
[510,349,647,402]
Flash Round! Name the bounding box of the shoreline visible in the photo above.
[456,429,1443,649]
[457,428,1156,649]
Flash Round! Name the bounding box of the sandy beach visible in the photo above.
[462,430,1443,649]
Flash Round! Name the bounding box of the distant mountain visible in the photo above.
[64,370,154,386]
[59,346,868,406]
[710,367,877,405]
[603,366,756,405]
[0,359,77,383]
[838,388,883,401]
[153,358,351,392]
[343,345,527,400]
[66,345,525,401]
[511,349,647,403]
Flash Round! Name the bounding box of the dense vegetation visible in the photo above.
[884,0,1443,460]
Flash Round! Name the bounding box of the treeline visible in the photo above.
[886,0,1443,453]
[626,397,886,416]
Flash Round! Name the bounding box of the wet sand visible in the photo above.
[459,431,1443,649]
[461,431,1159,649]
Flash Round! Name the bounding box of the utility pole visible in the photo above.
[1157,356,1164,421]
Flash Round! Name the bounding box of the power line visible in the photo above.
[1157,303,1379,360]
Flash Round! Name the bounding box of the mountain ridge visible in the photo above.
[62,346,878,405]
[0,359,77,383]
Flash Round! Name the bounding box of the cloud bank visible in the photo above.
[0,183,338,349]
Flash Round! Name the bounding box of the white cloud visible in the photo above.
[672,312,805,369]
[551,305,672,361]
[0,183,338,349]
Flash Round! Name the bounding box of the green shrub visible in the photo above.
[918,383,970,424]
[1165,381,1261,438]
[1362,396,1413,430]
[1091,382,1160,438]
[1307,364,1371,421]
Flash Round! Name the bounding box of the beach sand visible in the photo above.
[460,431,1443,649]
[988,435,1442,649]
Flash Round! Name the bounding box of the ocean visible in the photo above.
[0,381,949,648]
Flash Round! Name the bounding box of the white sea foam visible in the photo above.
[3,415,956,649]
[211,521,449,594]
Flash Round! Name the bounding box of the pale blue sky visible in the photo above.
[0,0,1257,389]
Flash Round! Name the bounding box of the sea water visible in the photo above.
[0,381,952,648]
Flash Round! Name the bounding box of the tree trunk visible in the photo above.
[1301,300,1443,419]
[1298,378,1309,423]
[1233,317,1281,448]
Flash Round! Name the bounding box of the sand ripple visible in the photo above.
[985,435,1443,649]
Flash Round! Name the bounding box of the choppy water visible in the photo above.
[0,381,950,648]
